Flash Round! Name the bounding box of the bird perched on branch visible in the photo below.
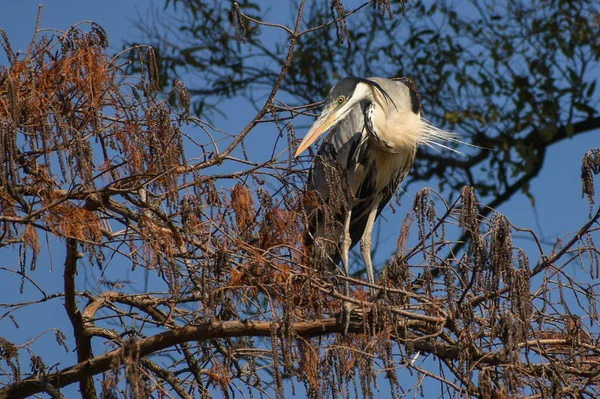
[295,77,463,300]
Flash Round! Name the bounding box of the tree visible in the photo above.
[136,0,600,209]
[1,1,600,398]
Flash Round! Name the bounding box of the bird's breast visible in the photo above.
[368,104,423,154]
[366,145,414,193]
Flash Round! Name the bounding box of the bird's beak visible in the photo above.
[294,106,340,157]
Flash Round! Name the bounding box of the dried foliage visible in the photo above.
[1,4,600,399]
[583,149,600,216]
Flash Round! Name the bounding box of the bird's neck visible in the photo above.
[364,101,421,154]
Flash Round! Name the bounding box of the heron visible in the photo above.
[295,77,461,302]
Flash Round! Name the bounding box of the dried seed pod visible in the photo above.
[581,149,600,217]
[231,183,255,232]
[491,214,513,287]
[459,186,478,232]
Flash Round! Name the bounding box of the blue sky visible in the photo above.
[0,2,144,55]
[0,1,599,397]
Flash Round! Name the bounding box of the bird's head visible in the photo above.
[294,77,394,157]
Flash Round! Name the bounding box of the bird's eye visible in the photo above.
[337,96,345,105]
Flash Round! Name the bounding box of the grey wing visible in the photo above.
[304,104,367,266]
[307,104,367,198]
[346,148,413,254]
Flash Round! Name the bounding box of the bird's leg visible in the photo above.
[360,201,379,296]
[340,200,353,334]
[341,201,353,296]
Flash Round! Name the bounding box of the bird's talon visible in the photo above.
[342,301,358,335]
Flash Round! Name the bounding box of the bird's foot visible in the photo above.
[341,301,360,336]
[369,286,382,301]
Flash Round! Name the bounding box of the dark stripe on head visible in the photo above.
[328,77,362,99]
[329,77,398,111]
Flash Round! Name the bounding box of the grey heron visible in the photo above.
[295,77,460,298]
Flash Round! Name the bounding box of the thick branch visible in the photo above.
[0,318,345,399]
[63,239,97,399]
[3,309,586,399]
